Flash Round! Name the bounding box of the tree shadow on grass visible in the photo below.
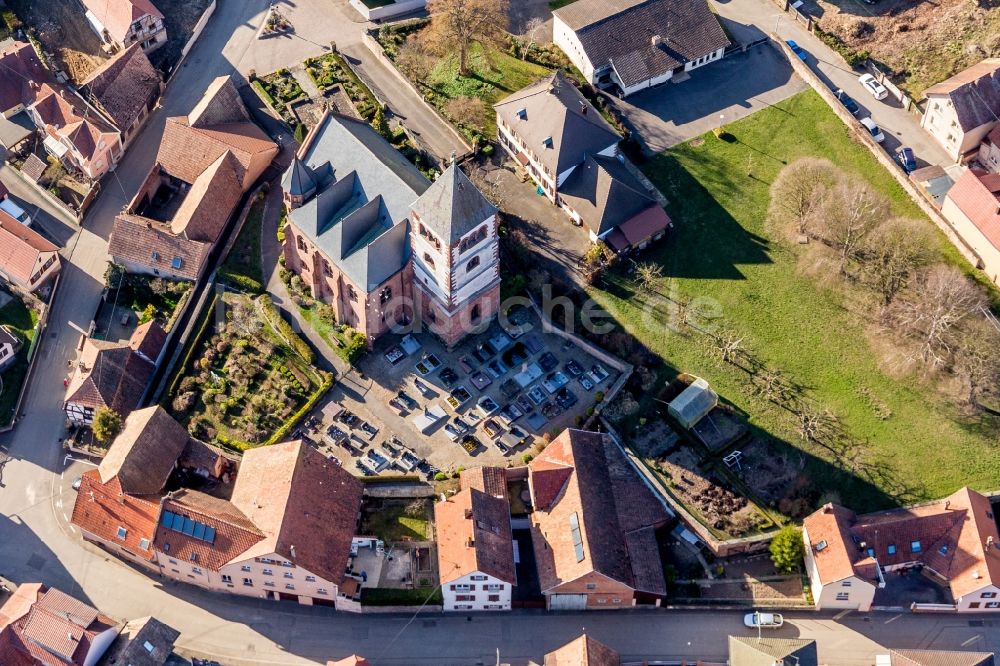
[638,154,774,281]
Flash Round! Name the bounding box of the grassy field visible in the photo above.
[590,90,1000,512]
[220,198,265,293]
[361,501,431,542]
[425,43,550,136]
[0,296,38,427]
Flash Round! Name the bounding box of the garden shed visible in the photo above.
[668,376,718,430]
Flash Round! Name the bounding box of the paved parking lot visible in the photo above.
[302,307,621,478]
[611,39,807,153]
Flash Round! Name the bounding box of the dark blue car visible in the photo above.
[835,88,860,115]
[897,147,917,173]
[786,40,808,61]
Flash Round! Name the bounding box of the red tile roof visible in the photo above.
[71,471,160,561]
[229,441,364,584]
[544,634,620,666]
[80,43,161,133]
[79,0,163,44]
[157,117,276,191]
[97,406,189,495]
[945,168,1000,252]
[0,585,117,666]
[617,204,670,246]
[460,466,509,499]
[31,83,119,170]
[528,429,669,595]
[128,320,166,363]
[804,487,1000,600]
[155,489,264,572]
[0,42,46,114]
[435,487,516,585]
[169,150,244,243]
[328,657,371,666]
[0,209,59,286]
[108,214,211,280]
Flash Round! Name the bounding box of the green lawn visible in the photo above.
[360,587,443,606]
[425,43,550,136]
[361,502,431,542]
[590,90,1000,513]
[220,198,266,293]
[0,296,39,427]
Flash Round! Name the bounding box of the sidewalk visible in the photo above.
[259,182,351,377]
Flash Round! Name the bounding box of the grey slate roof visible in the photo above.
[558,153,656,237]
[101,616,180,666]
[728,636,818,666]
[494,72,620,177]
[558,0,730,88]
[288,112,429,291]
[282,156,316,199]
[923,60,1000,132]
[411,164,497,245]
[553,0,646,30]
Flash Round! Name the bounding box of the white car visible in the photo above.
[744,611,784,629]
[858,73,888,101]
[860,117,885,143]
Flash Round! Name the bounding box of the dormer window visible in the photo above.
[516,108,526,119]
[423,252,436,269]
[542,136,553,148]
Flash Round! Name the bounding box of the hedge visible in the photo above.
[218,269,263,294]
[258,294,315,364]
[162,291,218,402]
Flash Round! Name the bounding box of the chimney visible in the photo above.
[464,508,473,519]
[579,100,588,116]
[651,34,663,46]
[988,536,995,550]
[290,544,297,559]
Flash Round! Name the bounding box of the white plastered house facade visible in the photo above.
[802,525,878,612]
[443,572,513,612]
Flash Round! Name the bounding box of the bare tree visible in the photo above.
[752,367,792,405]
[885,264,988,368]
[395,38,434,82]
[862,217,934,305]
[816,180,890,273]
[520,16,546,60]
[796,406,836,443]
[954,318,1000,410]
[424,0,510,76]
[767,157,841,238]
[708,329,745,366]
[634,262,663,294]
[444,95,486,128]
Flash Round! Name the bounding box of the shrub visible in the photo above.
[769,526,804,573]
[138,303,156,324]
[336,328,369,365]
[521,453,533,464]
[92,407,122,444]
[434,472,448,482]
[258,294,315,364]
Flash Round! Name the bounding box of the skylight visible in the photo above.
[569,512,584,562]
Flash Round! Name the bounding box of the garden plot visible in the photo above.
[167,293,328,448]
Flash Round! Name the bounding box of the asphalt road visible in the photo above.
[1,1,998,665]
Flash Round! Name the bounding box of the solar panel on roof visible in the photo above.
[182,517,196,535]
[204,526,216,544]
[193,522,206,540]
[161,511,175,527]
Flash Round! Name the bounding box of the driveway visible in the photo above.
[711,0,954,171]
[611,38,808,152]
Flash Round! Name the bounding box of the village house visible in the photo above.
[527,429,670,610]
[63,320,166,425]
[921,59,1000,163]
[728,637,819,666]
[79,43,163,148]
[552,0,729,97]
[980,127,1000,173]
[99,616,179,666]
[0,209,60,294]
[71,406,366,607]
[282,110,500,347]
[494,72,670,254]
[80,0,167,54]
[803,487,1000,612]
[0,583,119,666]
[877,649,995,666]
[544,634,622,666]
[109,76,277,281]
[940,169,1000,285]
[435,468,515,611]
